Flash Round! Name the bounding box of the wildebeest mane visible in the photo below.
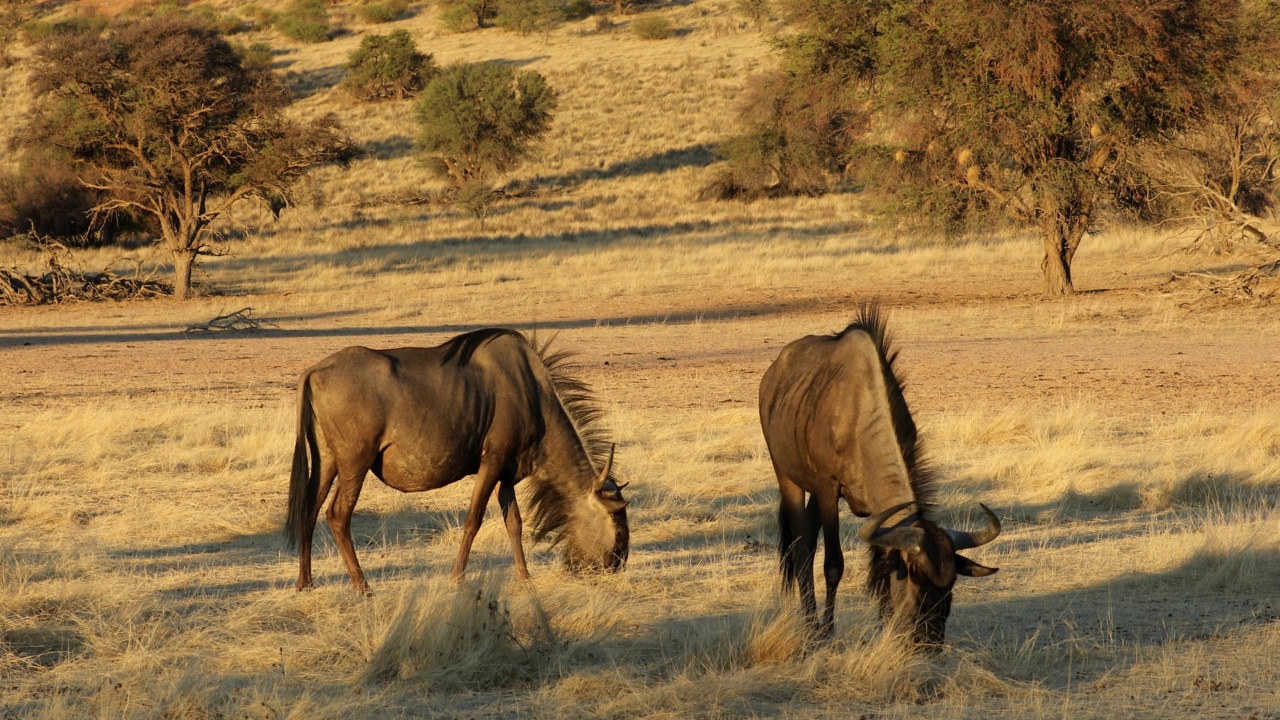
[836,302,937,515]
[526,333,619,544]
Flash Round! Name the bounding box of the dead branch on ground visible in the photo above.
[0,238,172,305]
[182,307,277,334]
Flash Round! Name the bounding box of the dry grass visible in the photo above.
[3,1,1280,718]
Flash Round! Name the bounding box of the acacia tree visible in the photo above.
[1138,2,1280,252]
[0,0,36,66]
[772,0,1252,296]
[21,16,356,300]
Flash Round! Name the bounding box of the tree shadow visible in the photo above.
[226,216,857,279]
[519,143,717,192]
[491,56,550,68]
[951,545,1280,691]
[362,134,416,161]
[283,64,346,99]
[5,298,820,348]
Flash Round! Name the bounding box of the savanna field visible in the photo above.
[2,1,1280,718]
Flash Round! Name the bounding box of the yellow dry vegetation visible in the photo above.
[2,1,1280,718]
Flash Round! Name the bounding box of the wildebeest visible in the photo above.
[758,304,1000,646]
[285,329,630,594]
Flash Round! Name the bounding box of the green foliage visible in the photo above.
[562,0,594,21]
[20,13,108,43]
[20,14,356,299]
[733,0,770,30]
[612,0,657,14]
[0,0,35,65]
[440,0,497,30]
[630,14,673,39]
[275,0,330,42]
[236,41,275,73]
[760,0,1266,294]
[415,62,558,185]
[342,29,436,101]
[495,0,566,35]
[355,0,411,24]
[192,4,249,34]
[454,180,499,224]
[0,152,97,241]
[238,3,277,27]
[703,70,861,200]
[121,1,249,35]
[437,2,477,32]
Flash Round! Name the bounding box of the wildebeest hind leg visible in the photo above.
[326,469,371,596]
[778,476,818,625]
[297,458,338,591]
[497,479,528,580]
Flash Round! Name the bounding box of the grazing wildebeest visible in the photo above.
[758,304,1000,647]
[285,329,630,594]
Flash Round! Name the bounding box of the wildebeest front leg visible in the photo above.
[451,461,503,581]
[815,492,843,639]
[497,480,528,580]
[297,458,338,591]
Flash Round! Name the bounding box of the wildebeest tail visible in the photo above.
[778,504,796,591]
[284,373,320,550]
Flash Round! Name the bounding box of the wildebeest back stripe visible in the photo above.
[440,328,522,366]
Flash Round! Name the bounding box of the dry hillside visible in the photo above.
[1,1,1279,718]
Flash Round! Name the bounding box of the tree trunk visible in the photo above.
[172,248,196,301]
[1040,231,1074,297]
[1039,214,1090,297]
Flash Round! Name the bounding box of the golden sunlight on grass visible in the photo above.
[3,1,1280,717]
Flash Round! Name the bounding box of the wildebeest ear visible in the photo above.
[955,554,998,577]
[599,495,629,513]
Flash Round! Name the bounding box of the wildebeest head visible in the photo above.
[859,501,1000,649]
[562,446,630,572]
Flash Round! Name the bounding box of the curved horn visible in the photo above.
[595,444,616,490]
[857,501,924,553]
[946,503,1001,551]
[857,501,915,543]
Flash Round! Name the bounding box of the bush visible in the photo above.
[192,4,249,34]
[702,71,861,201]
[238,3,276,27]
[121,2,249,34]
[355,0,410,24]
[275,0,330,42]
[236,41,275,73]
[342,29,436,101]
[631,14,673,39]
[438,1,478,32]
[415,62,557,185]
[495,0,564,35]
[441,0,497,30]
[0,156,99,242]
[455,181,499,225]
[734,0,769,30]
[20,13,108,43]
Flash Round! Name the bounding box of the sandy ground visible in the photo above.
[4,279,1278,422]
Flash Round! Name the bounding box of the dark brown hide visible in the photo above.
[285,329,629,594]
[758,304,999,645]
